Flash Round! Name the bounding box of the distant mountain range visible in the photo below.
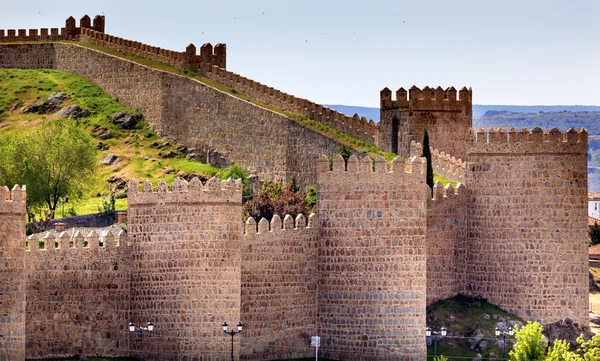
[325,105,600,122]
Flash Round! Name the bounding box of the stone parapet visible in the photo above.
[466,127,588,154]
[201,64,377,144]
[0,14,104,43]
[128,176,241,207]
[79,28,225,70]
[411,141,466,184]
[381,86,472,113]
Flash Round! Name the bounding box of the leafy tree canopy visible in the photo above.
[590,221,600,246]
[0,119,97,220]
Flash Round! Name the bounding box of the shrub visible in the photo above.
[218,164,250,196]
[243,178,309,222]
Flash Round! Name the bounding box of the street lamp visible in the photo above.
[425,326,447,358]
[223,321,243,361]
[495,326,514,360]
[129,321,155,360]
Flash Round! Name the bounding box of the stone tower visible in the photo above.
[464,128,589,326]
[0,186,27,361]
[127,177,243,360]
[380,86,472,159]
[316,155,429,361]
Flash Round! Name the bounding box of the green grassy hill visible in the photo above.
[426,295,525,361]
[0,68,221,216]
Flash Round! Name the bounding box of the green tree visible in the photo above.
[547,339,583,361]
[0,119,97,222]
[590,221,600,246]
[421,129,434,191]
[218,163,250,196]
[577,333,600,361]
[509,322,547,361]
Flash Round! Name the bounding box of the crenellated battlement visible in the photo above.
[244,213,316,235]
[128,176,242,205]
[317,154,425,176]
[201,65,377,143]
[0,185,27,214]
[380,86,472,112]
[410,141,466,183]
[80,28,226,70]
[430,181,466,202]
[0,15,104,43]
[466,127,588,154]
[26,229,128,253]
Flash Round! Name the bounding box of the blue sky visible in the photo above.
[2,0,599,107]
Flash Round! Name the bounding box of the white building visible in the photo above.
[589,198,600,220]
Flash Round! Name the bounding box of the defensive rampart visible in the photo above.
[410,141,466,184]
[241,214,318,360]
[426,182,468,305]
[127,177,243,360]
[0,42,343,186]
[25,230,130,358]
[200,66,376,143]
[79,28,226,70]
[0,15,104,43]
[0,186,27,361]
[464,127,589,326]
[380,86,472,158]
[316,155,429,361]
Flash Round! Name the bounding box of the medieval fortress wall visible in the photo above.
[316,155,429,361]
[0,15,590,361]
[0,187,27,361]
[241,214,319,360]
[127,178,243,360]
[463,128,589,325]
[25,231,131,358]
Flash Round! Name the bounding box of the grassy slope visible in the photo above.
[427,295,525,360]
[0,68,220,216]
[74,41,397,162]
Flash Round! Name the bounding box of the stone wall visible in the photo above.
[127,177,243,360]
[316,155,429,361]
[200,65,376,144]
[0,186,27,361]
[426,182,468,305]
[0,42,343,186]
[240,214,318,360]
[24,230,130,358]
[410,141,466,184]
[381,86,472,158]
[0,43,55,69]
[464,127,589,326]
[79,28,226,70]
[0,14,104,43]
[43,213,117,231]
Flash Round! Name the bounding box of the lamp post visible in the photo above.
[425,326,447,359]
[495,326,514,360]
[129,321,155,361]
[223,321,243,361]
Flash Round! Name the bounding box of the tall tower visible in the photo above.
[127,177,243,360]
[0,185,27,361]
